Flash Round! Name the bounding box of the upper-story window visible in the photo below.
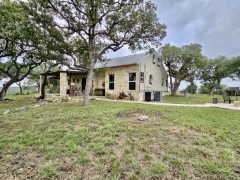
[140,72,144,83]
[129,73,136,90]
[149,75,153,84]
[157,58,161,66]
[152,54,156,64]
[109,74,114,90]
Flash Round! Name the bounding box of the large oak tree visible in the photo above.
[200,56,229,94]
[27,0,167,106]
[160,43,205,96]
[0,0,65,100]
[0,0,44,100]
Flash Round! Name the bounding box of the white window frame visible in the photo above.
[149,75,153,84]
[129,73,136,90]
[140,72,144,83]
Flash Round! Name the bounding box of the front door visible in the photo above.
[82,78,86,92]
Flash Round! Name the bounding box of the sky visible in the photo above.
[109,0,240,59]
[108,0,240,89]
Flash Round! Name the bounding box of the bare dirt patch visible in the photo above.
[0,148,45,179]
[115,108,162,121]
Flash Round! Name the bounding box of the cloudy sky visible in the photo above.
[109,0,240,59]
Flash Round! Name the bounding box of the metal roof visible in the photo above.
[95,53,147,69]
[39,70,87,76]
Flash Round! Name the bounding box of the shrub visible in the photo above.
[184,84,198,94]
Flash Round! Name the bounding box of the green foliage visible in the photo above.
[200,56,229,94]
[161,43,205,96]
[184,84,198,94]
[199,84,226,95]
[39,163,57,178]
[0,0,64,100]
[26,0,167,105]
[149,162,168,175]
[227,56,240,79]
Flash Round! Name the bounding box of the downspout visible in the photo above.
[139,63,141,93]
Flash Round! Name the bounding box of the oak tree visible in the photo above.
[161,43,204,96]
[27,0,167,106]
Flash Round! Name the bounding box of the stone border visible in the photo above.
[0,101,49,115]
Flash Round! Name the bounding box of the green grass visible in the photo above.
[0,97,239,179]
[163,93,223,104]
[0,86,20,95]
[0,94,37,113]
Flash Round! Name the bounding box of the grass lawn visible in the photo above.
[0,94,37,113]
[163,93,224,104]
[0,97,239,179]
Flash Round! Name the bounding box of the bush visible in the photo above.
[184,84,198,94]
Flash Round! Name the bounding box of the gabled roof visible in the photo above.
[95,53,147,69]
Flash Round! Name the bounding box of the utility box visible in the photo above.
[213,98,218,104]
[145,92,151,102]
[153,91,160,101]
[154,91,163,102]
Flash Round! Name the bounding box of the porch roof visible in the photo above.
[39,70,88,76]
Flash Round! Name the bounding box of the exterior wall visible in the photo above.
[93,70,105,89]
[57,51,168,101]
[70,74,87,91]
[59,72,88,96]
[139,52,168,101]
[102,64,140,100]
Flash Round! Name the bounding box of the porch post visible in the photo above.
[39,75,43,96]
[60,72,68,96]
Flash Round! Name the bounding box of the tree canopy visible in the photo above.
[0,0,65,100]
[26,0,167,105]
[160,43,205,96]
[227,56,240,79]
[200,56,230,94]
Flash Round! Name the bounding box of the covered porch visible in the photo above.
[40,70,89,97]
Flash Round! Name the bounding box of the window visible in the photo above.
[153,55,156,64]
[109,74,114,90]
[140,72,144,83]
[157,58,161,66]
[161,78,164,86]
[149,75,153,84]
[129,73,136,90]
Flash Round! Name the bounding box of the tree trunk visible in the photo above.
[0,81,13,101]
[0,89,5,101]
[169,75,174,95]
[83,40,95,106]
[83,66,94,106]
[16,82,23,95]
[190,82,194,94]
[171,80,181,96]
[39,74,48,99]
[209,87,215,95]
